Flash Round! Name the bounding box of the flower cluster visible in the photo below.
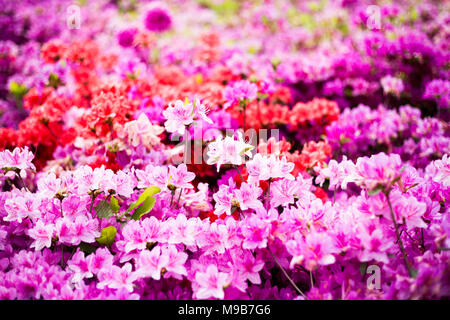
[0,0,449,301]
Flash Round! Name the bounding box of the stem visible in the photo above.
[15,173,30,192]
[184,125,190,165]
[176,188,183,209]
[268,246,307,299]
[89,193,97,214]
[243,105,246,133]
[59,199,64,217]
[265,179,271,210]
[169,190,175,208]
[235,166,244,184]
[385,191,415,277]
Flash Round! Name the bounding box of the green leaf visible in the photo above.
[359,262,368,276]
[48,73,62,89]
[94,200,114,219]
[9,81,28,98]
[96,226,117,245]
[126,186,161,214]
[79,242,97,255]
[131,196,156,220]
[368,186,383,196]
[110,196,120,213]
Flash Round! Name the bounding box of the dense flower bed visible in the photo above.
[0,0,449,300]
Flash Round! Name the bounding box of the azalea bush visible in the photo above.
[0,0,449,300]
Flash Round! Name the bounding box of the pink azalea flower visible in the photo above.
[212,180,235,216]
[235,251,265,284]
[206,132,254,171]
[0,147,35,177]
[198,222,227,254]
[358,225,393,264]
[87,248,114,275]
[223,80,258,109]
[55,216,100,246]
[124,113,164,148]
[28,220,54,251]
[355,153,403,190]
[166,214,197,246]
[287,231,338,271]
[194,264,230,299]
[97,263,138,292]
[315,156,356,190]
[245,154,295,183]
[392,192,427,229]
[233,182,263,211]
[153,165,172,188]
[162,245,188,280]
[240,215,270,250]
[169,163,195,189]
[163,97,212,135]
[380,75,404,97]
[4,193,41,223]
[67,250,93,283]
[141,216,162,244]
[426,154,450,187]
[113,170,136,198]
[163,99,193,135]
[245,153,270,184]
[121,220,148,253]
[135,246,169,280]
[37,172,62,197]
[270,179,300,208]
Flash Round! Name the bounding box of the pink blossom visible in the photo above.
[223,80,258,109]
[4,193,41,223]
[233,182,263,211]
[212,180,235,216]
[28,220,54,251]
[206,132,254,171]
[380,75,404,97]
[120,220,148,253]
[0,147,36,177]
[270,178,303,208]
[124,113,164,148]
[241,215,270,250]
[37,172,62,197]
[235,251,265,284]
[358,224,393,264]
[355,153,403,190]
[287,231,337,270]
[392,193,427,229]
[245,154,295,183]
[135,246,168,280]
[163,97,211,135]
[169,163,195,189]
[67,251,93,283]
[97,263,138,292]
[141,216,162,244]
[162,245,188,280]
[87,248,114,274]
[55,216,100,246]
[194,265,230,299]
[166,214,197,246]
[113,170,136,198]
[315,156,356,190]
